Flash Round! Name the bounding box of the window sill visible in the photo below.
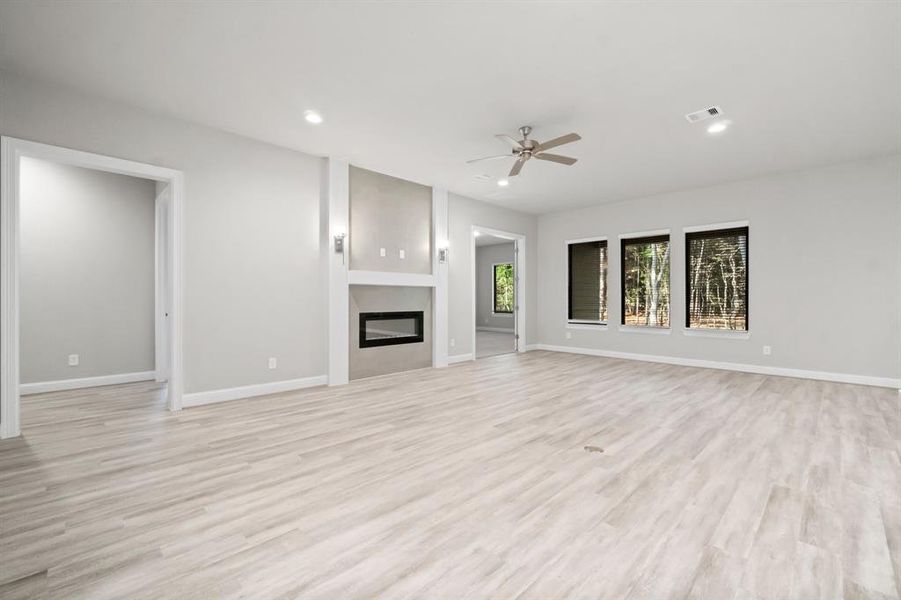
[618,325,671,335]
[567,322,608,330]
[492,312,514,317]
[683,328,751,339]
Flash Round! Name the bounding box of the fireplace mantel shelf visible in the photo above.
[347,270,436,288]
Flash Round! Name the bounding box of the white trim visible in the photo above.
[448,353,474,364]
[683,220,749,233]
[683,328,751,339]
[567,322,608,330]
[533,344,900,389]
[471,225,527,359]
[1,137,185,438]
[20,371,155,395]
[181,375,327,408]
[618,325,672,335]
[565,235,608,245]
[477,326,515,333]
[618,228,671,240]
[432,186,449,369]
[348,270,436,287]
[323,158,350,386]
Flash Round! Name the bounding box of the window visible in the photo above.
[685,227,749,330]
[493,263,514,314]
[567,240,607,323]
[621,235,671,327]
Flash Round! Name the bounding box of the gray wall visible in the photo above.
[537,154,901,379]
[447,194,538,358]
[349,166,431,274]
[19,158,155,383]
[1,71,325,393]
[349,286,432,380]
[475,242,515,331]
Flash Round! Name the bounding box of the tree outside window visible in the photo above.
[493,263,514,314]
[621,236,671,327]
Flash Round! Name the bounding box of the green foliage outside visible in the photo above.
[494,263,514,313]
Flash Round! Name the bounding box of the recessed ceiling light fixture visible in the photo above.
[304,110,323,124]
[497,179,509,187]
[707,120,730,134]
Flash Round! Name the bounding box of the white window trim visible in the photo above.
[490,261,515,316]
[618,325,672,335]
[683,328,751,339]
[683,220,749,234]
[618,228,670,240]
[564,235,609,327]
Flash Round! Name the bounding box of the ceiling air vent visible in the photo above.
[685,106,722,123]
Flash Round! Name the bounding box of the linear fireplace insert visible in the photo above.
[359,311,424,348]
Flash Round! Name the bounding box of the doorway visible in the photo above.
[471,226,526,360]
[1,137,185,438]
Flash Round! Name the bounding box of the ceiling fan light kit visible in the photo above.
[468,125,582,177]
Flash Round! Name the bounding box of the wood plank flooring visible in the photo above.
[1,351,899,599]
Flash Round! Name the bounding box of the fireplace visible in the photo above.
[359,311,424,348]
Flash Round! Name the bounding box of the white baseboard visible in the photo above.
[533,344,900,389]
[448,353,474,364]
[476,326,515,333]
[20,371,157,395]
[181,375,328,408]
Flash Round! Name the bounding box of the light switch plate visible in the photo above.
[379,248,386,257]
[399,249,405,259]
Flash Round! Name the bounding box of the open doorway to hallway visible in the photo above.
[473,231,517,359]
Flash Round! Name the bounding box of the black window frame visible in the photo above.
[492,262,514,314]
[620,234,671,327]
[684,226,749,331]
[566,238,608,325]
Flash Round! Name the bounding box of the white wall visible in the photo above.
[447,193,537,359]
[1,71,325,394]
[475,242,515,331]
[537,155,901,381]
[20,158,155,384]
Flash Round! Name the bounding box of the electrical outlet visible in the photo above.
[565,331,573,340]
[379,247,386,257]
[268,357,277,369]
[399,249,405,259]
[450,338,456,348]
[762,345,772,356]
[68,354,79,366]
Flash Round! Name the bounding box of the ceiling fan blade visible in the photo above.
[534,153,578,166]
[509,156,526,177]
[466,154,512,164]
[496,134,524,150]
[536,132,581,152]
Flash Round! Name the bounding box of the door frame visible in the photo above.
[470,225,526,360]
[0,137,186,438]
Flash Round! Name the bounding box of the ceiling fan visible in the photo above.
[468,126,581,177]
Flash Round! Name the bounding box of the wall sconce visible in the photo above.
[334,233,346,254]
[438,247,449,264]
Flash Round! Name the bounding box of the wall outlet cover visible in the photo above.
[399,249,405,259]
[565,331,573,340]
[379,247,386,257]
[68,354,79,366]
[268,357,277,369]
[762,345,772,356]
[450,338,456,347]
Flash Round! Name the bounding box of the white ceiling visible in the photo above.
[1,2,899,214]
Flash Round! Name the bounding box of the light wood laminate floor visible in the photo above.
[1,351,899,600]
[476,330,516,359]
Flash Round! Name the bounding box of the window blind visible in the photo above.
[568,240,607,322]
[685,227,749,330]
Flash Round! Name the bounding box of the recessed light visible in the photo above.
[497,179,509,187]
[707,120,730,134]
[304,110,323,124]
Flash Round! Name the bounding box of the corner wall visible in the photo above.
[536,154,901,383]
